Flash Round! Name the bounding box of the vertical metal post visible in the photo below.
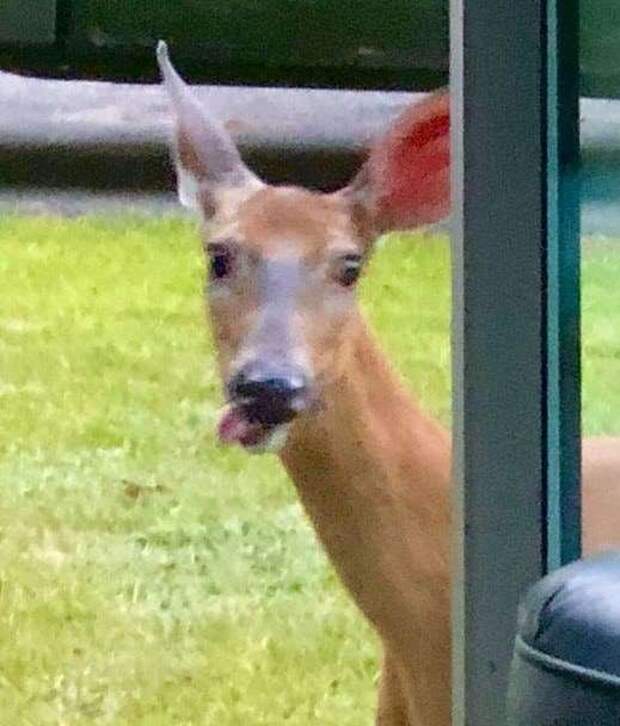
[450,1,580,723]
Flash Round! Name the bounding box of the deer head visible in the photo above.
[157,41,449,454]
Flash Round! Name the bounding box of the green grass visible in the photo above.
[0,216,618,724]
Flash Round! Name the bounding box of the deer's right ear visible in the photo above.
[156,41,261,216]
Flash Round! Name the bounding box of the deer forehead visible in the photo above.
[211,186,356,257]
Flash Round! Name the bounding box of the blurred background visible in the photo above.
[0,2,618,723]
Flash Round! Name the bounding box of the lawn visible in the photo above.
[0,216,618,724]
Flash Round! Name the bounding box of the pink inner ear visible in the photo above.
[369,91,450,230]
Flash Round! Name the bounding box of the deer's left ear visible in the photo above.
[157,41,262,216]
[341,91,450,242]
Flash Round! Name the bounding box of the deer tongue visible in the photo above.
[217,405,266,448]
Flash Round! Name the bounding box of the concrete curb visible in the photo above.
[0,69,423,192]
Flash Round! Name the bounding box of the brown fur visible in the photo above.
[582,437,620,555]
[236,187,352,252]
[281,318,451,725]
[200,185,453,723]
[206,187,368,389]
[202,186,620,725]
[156,57,620,722]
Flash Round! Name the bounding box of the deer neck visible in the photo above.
[280,316,451,653]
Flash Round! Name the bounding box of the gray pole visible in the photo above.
[450,1,580,723]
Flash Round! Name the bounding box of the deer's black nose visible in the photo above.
[228,364,309,426]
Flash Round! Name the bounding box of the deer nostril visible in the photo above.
[228,366,309,426]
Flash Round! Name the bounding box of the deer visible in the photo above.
[155,41,620,725]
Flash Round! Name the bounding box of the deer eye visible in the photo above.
[337,254,363,287]
[207,243,234,281]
